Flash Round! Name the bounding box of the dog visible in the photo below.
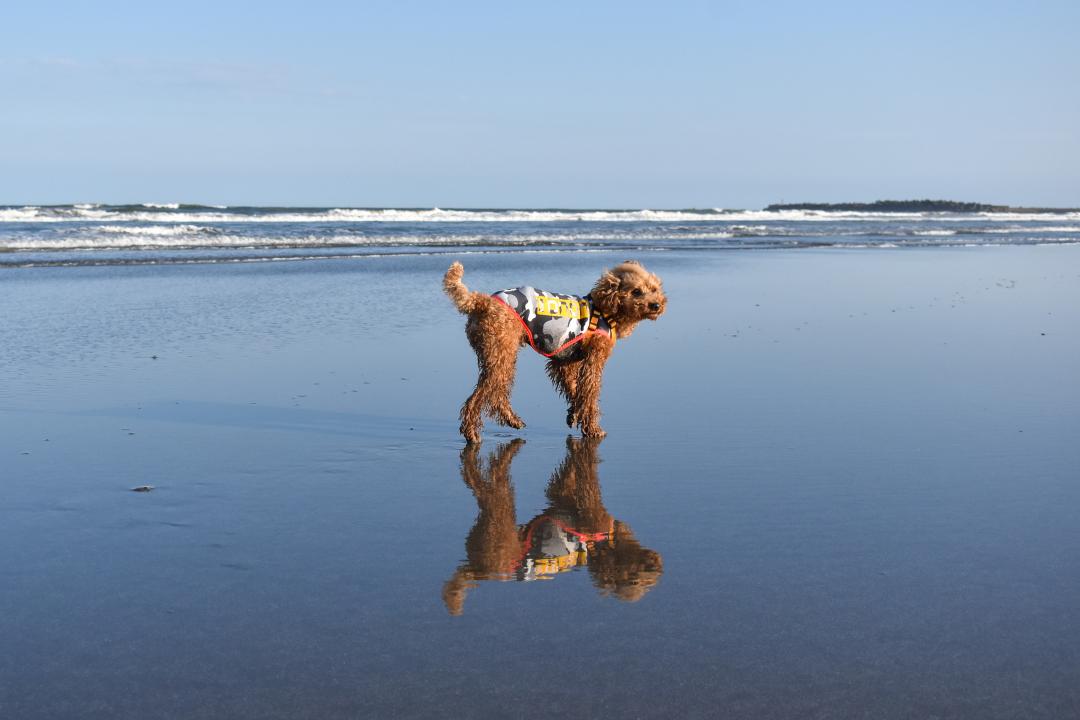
[443,260,666,442]
[442,438,664,615]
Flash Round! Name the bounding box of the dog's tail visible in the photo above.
[443,261,485,314]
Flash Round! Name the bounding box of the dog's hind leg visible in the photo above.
[460,317,525,441]
[546,359,580,427]
[459,323,491,443]
[485,334,526,430]
[459,373,486,443]
[491,391,526,430]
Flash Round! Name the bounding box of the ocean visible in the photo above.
[2,203,1079,268]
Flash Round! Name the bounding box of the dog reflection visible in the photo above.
[443,437,663,615]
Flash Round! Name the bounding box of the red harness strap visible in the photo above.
[505,516,613,573]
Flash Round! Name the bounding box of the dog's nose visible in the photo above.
[648,302,661,311]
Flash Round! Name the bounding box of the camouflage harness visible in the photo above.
[492,286,617,360]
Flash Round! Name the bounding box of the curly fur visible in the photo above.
[443,260,666,442]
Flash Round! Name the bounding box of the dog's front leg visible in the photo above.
[572,336,614,438]
[546,359,580,427]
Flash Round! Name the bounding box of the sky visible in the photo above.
[1,1,1078,208]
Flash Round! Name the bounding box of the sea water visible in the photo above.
[2,203,1079,268]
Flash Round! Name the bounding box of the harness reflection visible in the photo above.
[443,437,663,615]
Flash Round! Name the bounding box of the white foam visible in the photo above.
[95,224,213,236]
[982,225,1080,234]
[0,230,735,251]
[323,207,741,223]
[0,208,49,222]
[4,204,1080,224]
[1031,225,1080,233]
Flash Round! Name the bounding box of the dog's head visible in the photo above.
[587,521,664,602]
[589,260,667,323]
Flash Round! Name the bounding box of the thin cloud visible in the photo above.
[1,54,349,99]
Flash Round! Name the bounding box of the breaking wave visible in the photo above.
[5,204,1080,225]
[2,203,1078,268]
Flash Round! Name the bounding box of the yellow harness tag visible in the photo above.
[535,295,589,320]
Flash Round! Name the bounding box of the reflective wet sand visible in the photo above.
[2,247,1079,718]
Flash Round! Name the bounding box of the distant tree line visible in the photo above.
[764,199,1075,213]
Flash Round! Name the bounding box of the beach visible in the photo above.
[2,245,1079,718]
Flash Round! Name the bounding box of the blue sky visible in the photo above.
[2,1,1077,208]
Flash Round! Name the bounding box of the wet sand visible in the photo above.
[2,246,1079,718]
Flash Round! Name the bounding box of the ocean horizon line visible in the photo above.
[3,199,1079,214]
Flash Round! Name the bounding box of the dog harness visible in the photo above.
[492,287,617,360]
[515,513,616,581]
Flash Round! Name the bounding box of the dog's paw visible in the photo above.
[496,409,526,429]
[581,425,606,439]
[565,410,576,428]
[460,422,482,444]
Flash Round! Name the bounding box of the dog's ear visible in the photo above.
[589,269,621,315]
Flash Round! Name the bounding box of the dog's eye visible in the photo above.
[631,288,644,297]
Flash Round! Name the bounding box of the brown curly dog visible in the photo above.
[443,260,666,442]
